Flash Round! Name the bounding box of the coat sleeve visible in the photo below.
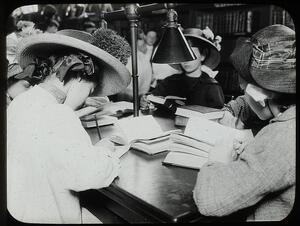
[45,105,119,192]
[193,123,295,217]
[150,75,181,97]
[205,84,225,109]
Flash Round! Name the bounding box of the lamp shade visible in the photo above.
[152,26,196,64]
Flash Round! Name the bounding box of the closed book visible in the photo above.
[169,142,209,158]
[169,133,212,153]
[175,105,224,120]
[163,152,208,170]
[81,115,118,128]
[131,138,172,155]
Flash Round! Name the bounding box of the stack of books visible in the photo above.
[163,116,253,170]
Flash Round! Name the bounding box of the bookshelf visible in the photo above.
[179,4,294,102]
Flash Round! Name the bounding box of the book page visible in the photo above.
[184,117,253,163]
[184,117,253,146]
[131,138,172,155]
[113,115,165,144]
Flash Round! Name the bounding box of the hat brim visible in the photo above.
[169,35,220,70]
[250,67,296,94]
[230,37,257,85]
[16,33,131,97]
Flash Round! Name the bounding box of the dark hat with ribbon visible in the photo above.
[16,28,132,97]
[230,25,296,94]
[170,27,221,71]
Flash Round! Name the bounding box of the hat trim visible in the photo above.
[17,34,131,96]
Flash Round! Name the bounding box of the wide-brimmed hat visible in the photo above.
[230,25,296,94]
[170,27,221,70]
[16,28,131,97]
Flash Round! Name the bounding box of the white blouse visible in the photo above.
[7,85,119,223]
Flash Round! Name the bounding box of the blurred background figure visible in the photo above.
[83,21,96,34]
[115,29,158,101]
[35,4,61,32]
[45,19,60,33]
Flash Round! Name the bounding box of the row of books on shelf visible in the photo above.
[194,9,253,35]
[271,7,294,28]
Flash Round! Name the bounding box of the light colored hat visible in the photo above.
[16,28,132,97]
[230,25,296,94]
[170,27,221,70]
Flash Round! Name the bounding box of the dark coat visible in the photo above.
[151,72,225,109]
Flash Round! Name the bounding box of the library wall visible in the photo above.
[109,4,294,103]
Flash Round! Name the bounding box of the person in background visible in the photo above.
[116,29,158,101]
[83,21,96,34]
[193,25,296,221]
[35,4,61,32]
[140,27,224,109]
[218,38,269,134]
[7,28,131,223]
[6,20,43,106]
[45,19,60,33]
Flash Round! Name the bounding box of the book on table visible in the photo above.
[146,95,186,113]
[163,116,254,170]
[174,105,224,126]
[110,115,181,155]
[147,95,187,105]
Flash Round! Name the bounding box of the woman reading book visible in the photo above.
[193,25,296,221]
[140,27,225,110]
[7,28,131,223]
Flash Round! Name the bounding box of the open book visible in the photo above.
[147,95,186,105]
[110,115,181,155]
[174,105,224,126]
[78,101,133,128]
[163,116,253,170]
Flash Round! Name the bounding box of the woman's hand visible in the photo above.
[95,137,115,153]
[84,96,110,108]
[218,110,244,129]
[140,94,150,110]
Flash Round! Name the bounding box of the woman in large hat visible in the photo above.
[140,26,225,110]
[7,28,131,223]
[193,25,296,221]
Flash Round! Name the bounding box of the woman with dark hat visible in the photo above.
[140,26,225,110]
[193,25,296,221]
[7,28,131,223]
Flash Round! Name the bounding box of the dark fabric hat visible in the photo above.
[170,27,221,70]
[16,28,131,97]
[230,25,296,94]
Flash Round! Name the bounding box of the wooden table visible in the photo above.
[80,111,249,223]
[81,112,206,223]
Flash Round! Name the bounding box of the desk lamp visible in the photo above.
[151,3,196,64]
[104,3,192,117]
